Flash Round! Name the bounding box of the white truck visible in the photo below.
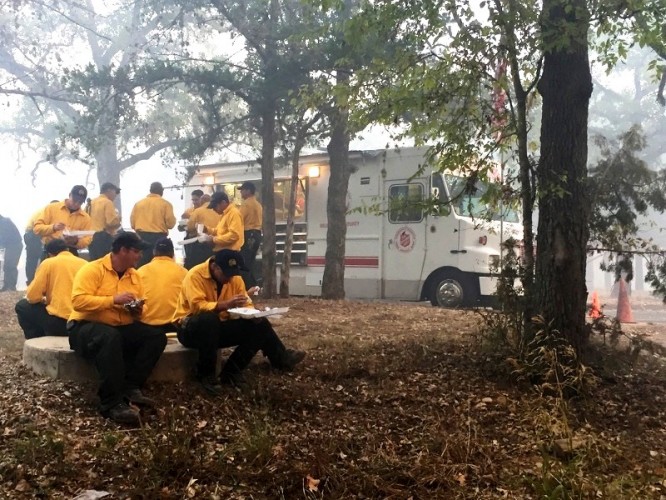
[186,146,522,307]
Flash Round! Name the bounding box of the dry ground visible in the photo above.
[0,291,665,499]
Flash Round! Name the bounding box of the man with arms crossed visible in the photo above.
[68,232,167,425]
[88,182,122,260]
[130,181,176,267]
[238,181,262,288]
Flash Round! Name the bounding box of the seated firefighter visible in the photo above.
[68,232,167,425]
[137,237,187,335]
[172,249,305,395]
[15,239,87,339]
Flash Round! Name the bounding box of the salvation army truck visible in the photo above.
[185,147,522,307]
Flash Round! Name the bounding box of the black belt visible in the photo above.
[245,229,261,234]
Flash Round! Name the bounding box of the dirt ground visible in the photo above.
[0,290,665,499]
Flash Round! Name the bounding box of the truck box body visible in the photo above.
[187,147,522,307]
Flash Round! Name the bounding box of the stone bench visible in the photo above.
[23,336,199,382]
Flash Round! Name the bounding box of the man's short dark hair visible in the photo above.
[150,182,164,195]
[240,181,256,194]
[100,182,121,194]
[45,239,68,256]
[111,232,151,253]
[191,189,204,198]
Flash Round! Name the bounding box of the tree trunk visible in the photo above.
[94,140,122,214]
[534,0,593,353]
[322,86,351,299]
[279,139,304,298]
[260,105,278,298]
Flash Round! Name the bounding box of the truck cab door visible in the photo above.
[381,180,427,300]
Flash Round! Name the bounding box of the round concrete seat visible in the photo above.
[23,336,198,382]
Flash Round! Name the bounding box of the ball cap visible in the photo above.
[208,191,228,209]
[154,237,174,253]
[70,185,88,201]
[214,249,248,277]
[112,231,151,251]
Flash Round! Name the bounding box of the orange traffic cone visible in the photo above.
[615,278,634,323]
[588,291,602,319]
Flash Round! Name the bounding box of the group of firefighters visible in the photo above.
[5,181,304,426]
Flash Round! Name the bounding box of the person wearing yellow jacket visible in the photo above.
[238,181,263,288]
[130,182,176,267]
[172,249,305,395]
[137,238,187,334]
[184,195,220,269]
[206,191,244,252]
[88,182,122,260]
[68,232,167,426]
[33,185,93,255]
[15,239,86,338]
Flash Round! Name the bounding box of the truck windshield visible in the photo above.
[443,174,520,223]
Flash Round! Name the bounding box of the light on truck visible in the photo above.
[308,165,320,178]
[478,235,488,245]
[203,175,215,185]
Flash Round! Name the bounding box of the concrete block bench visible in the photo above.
[23,336,199,382]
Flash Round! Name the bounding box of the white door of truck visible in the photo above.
[381,180,427,300]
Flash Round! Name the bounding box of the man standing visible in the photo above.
[184,194,219,269]
[172,249,305,395]
[68,232,167,425]
[88,182,122,260]
[180,190,207,269]
[207,192,244,252]
[33,185,93,255]
[137,238,187,334]
[15,239,86,338]
[0,214,23,291]
[238,182,263,288]
[180,189,204,221]
[130,182,176,267]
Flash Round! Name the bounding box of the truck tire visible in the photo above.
[427,270,478,308]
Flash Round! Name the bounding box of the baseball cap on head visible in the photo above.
[70,185,88,202]
[240,181,256,194]
[208,191,229,209]
[100,182,121,194]
[154,237,174,253]
[214,249,247,277]
[112,231,151,252]
[45,238,68,255]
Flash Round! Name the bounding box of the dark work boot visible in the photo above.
[124,388,156,408]
[275,349,306,372]
[198,375,223,396]
[103,402,140,426]
[220,371,248,389]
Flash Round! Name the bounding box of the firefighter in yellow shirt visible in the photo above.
[184,194,220,269]
[88,182,122,260]
[172,249,305,395]
[15,239,86,338]
[238,181,263,288]
[130,181,177,268]
[205,192,244,252]
[68,232,167,425]
[33,185,93,255]
[137,238,187,334]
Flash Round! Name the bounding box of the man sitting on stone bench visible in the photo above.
[172,249,305,395]
[68,232,167,425]
[15,239,87,339]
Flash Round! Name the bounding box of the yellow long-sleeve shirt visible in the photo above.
[239,196,262,231]
[187,206,222,234]
[70,254,144,326]
[33,201,93,249]
[137,256,187,326]
[25,208,44,232]
[90,194,121,234]
[211,204,244,251]
[172,260,252,323]
[130,194,176,233]
[26,250,87,319]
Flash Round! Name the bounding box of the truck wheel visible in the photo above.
[427,270,477,308]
